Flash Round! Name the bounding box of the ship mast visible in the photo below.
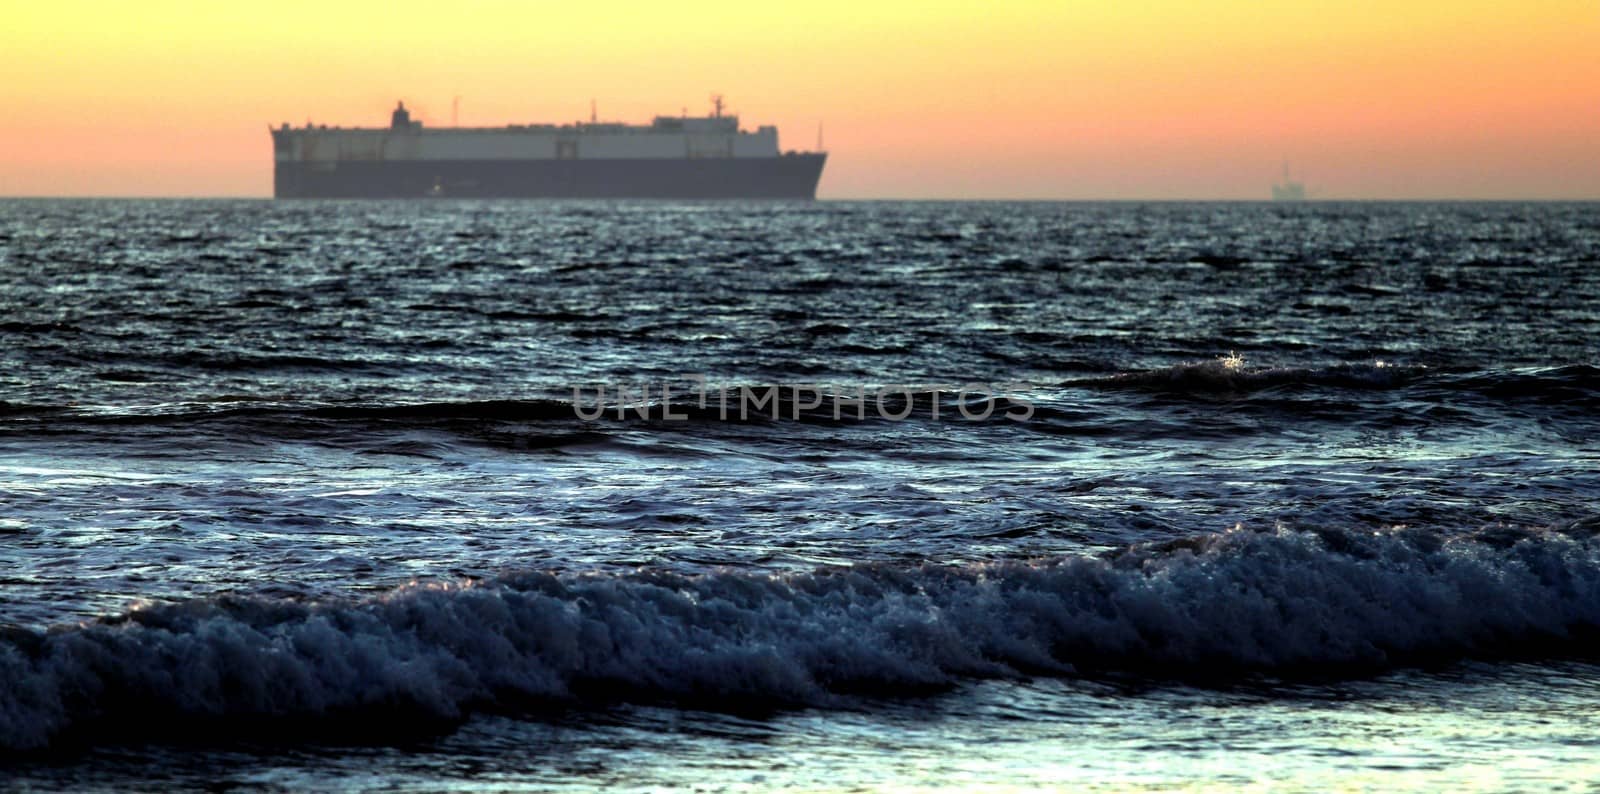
[711,94,724,118]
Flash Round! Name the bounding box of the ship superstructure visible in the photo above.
[271,98,826,199]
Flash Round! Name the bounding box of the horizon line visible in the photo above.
[2,195,1598,203]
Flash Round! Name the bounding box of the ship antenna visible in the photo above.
[711,93,724,118]
[591,98,597,124]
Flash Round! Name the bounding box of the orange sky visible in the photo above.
[1,0,1596,198]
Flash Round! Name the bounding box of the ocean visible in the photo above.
[1,199,1598,790]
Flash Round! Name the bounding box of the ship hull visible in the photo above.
[274,154,826,199]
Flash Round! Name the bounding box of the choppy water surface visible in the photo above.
[1,200,1598,790]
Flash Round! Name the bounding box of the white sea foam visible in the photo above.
[3,520,1599,751]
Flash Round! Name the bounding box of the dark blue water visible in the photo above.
[2,200,1599,789]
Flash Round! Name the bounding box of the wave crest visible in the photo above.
[1073,358,1600,404]
[1073,356,1426,394]
[4,520,1600,751]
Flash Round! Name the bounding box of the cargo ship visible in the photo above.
[271,98,826,199]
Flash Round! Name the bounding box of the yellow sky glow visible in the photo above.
[2,0,1596,198]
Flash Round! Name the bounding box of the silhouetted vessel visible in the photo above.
[271,98,826,199]
[1272,163,1307,202]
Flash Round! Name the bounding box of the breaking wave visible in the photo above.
[5,519,1600,752]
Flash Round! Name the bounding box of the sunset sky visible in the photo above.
[2,0,1596,199]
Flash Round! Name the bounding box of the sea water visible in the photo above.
[1,199,1598,790]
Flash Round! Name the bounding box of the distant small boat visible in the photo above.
[1272,163,1307,202]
